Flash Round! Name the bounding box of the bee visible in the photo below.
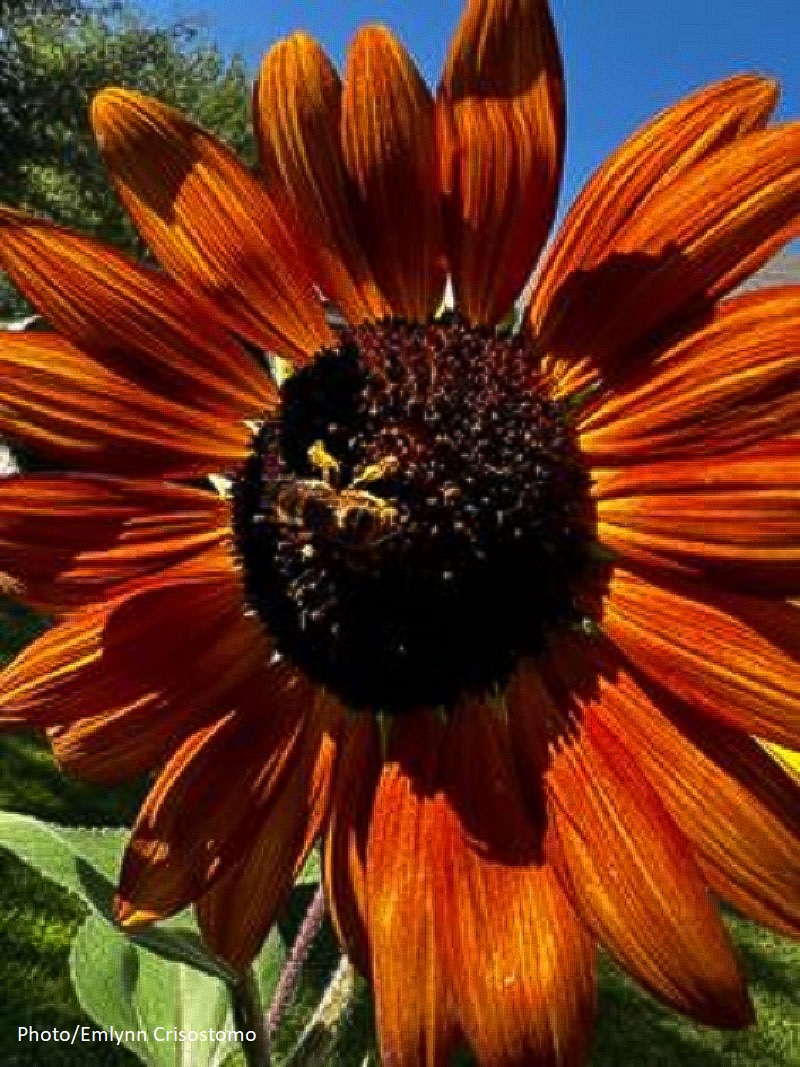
[267,442,401,548]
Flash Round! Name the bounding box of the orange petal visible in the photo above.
[536,122,800,378]
[366,709,596,1066]
[532,75,777,329]
[115,665,313,924]
[597,448,800,601]
[365,712,460,1066]
[438,704,597,1066]
[46,605,273,785]
[582,638,800,940]
[438,0,565,324]
[0,333,250,476]
[341,27,446,321]
[255,34,388,324]
[48,623,269,785]
[0,474,227,613]
[601,570,800,748]
[196,694,343,971]
[595,442,800,595]
[0,554,261,738]
[91,88,333,362]
[0,207,274,418]
[601,505,800,597]
[533,648,753,1029]
[579,287,800,460]
[590,438,800,497]
[323,714,381,977]
[505,658,558,835]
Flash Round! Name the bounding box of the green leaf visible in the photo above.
[70,914,239,1067]
[296,847,321,886]
[0,812,235,983]
[0,811,124,916]
[139,915,238,986]
[69,914,143,1050]
[253,926,287,1007]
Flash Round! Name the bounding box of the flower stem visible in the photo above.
[268,881,327,1036]
[232,968,271,1067]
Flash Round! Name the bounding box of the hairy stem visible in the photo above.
[267,880,327,1037]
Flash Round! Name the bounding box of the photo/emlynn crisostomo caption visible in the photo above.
[17,1025,259,1047]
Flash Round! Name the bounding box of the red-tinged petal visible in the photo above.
[438,0,565,324]
[0,334,250,477]
[504,658,557,836]
[596,443,800,595]
[46,604,272,785]
[438,705,597,1067]
[366,710,596,1066]
[531,647,753,1029]
[579,288,800,460]
[365,714,460,1066]
[590,439,800,498]
[323,715,381,977]
[600,491,799,550]
[580,638,800,940]
[255,34,388,324]
[536,123,800,380]
[0,553,260,739]
[595,529,800,596]
[341,27,446,322]
[0,207,274,418]
[196,694,343,971]
[115,664,313,926]
[601,570,800,748]
[532,75,777,329]
[0,474,227,612]
[91,88,333,362]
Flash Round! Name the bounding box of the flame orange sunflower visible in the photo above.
[0,1,799,1063]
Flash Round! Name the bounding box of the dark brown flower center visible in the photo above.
[234,316,593,714]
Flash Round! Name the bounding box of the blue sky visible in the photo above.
[143,0,799,220]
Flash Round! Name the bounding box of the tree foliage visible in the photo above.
[0,0,254,316]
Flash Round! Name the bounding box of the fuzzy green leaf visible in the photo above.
[70,914,238,1067]
[296,847,321,886]
[252,926,287,1012]
[0,811,124,916]
[0,812,236,982]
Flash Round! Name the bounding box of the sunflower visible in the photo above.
[0,0,798,1063]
